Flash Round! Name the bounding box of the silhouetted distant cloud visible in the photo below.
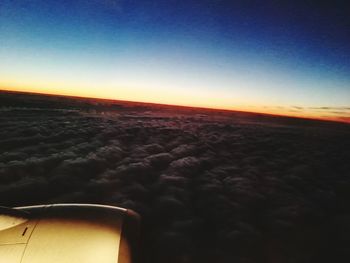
[292,106,304,110]
[309,106,350,111]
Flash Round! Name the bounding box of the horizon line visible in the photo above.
[0,87,349,125]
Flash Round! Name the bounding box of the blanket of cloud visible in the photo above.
[0,92,350,263]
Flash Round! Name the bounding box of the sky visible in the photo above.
[0,0,349,122]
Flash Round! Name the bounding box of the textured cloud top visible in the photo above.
[0,92,350,263]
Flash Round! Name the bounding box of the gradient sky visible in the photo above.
[0,0,349,122]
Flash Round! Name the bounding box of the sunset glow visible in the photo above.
[0,1,349,123]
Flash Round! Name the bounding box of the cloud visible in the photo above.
[309,106,350,111]
[292,106,304,110]
[0,102,350,263]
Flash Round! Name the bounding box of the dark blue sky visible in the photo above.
[0,0,349,119]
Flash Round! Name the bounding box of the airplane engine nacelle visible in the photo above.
[0,204,140,263]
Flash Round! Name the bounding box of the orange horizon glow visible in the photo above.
[1,84,349,125]
[1,0,349,126]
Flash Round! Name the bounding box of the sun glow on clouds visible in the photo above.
[2,78,349,124]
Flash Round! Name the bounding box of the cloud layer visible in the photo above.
[1,100,350,263]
